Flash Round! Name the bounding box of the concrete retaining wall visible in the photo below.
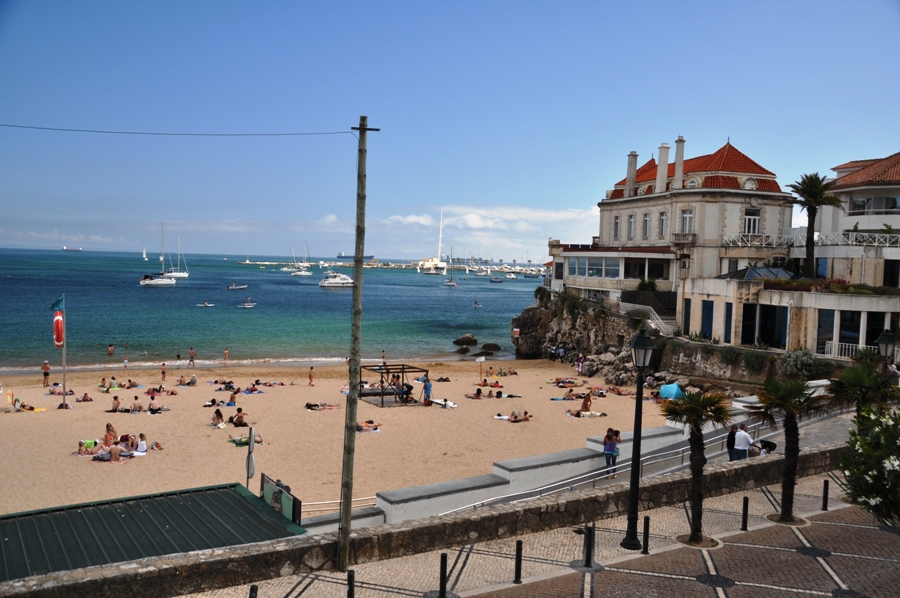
[2,442,848,598]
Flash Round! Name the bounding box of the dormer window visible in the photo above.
[686,178,698,189]
[743,178,758,190]
[637,187,645,195]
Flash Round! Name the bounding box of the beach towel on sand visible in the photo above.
[242,390,264,394]
[356,428,381,434]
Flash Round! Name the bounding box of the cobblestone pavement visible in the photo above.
[186,469,900,598]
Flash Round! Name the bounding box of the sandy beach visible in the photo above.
[0,359,665,517]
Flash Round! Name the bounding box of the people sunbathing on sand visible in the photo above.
[107,395,121,413]
[126,379,139,389]
[494,391,522,398]
[77,439,103,455]
[305,402,341,411]
[57,399,72,409]
[131,396,143,413]
[103,423,118,447]
[465,388,484,399]
[356,420,381,431]
[508,410,531,423]
[211,408,224,426]
[77,393,93,402]
[148,397,165,414]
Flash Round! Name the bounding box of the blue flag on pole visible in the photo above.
[50,296,65,312]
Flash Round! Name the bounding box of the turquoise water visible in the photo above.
[0,249,539,372]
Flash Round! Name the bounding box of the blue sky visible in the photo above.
[1,1,898,262]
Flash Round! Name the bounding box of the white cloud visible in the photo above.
[385,214,435,226]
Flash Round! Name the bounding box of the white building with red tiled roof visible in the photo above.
[548,137,794,339]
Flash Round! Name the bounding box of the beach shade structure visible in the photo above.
[659,383,685,400]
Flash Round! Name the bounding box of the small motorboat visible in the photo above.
[490,277,503,283]
[140,274,176,287]
[444,278,457,287]
[505,273,517,279]
[196,303,215,307]
[227,282,248,290]
[240,302,257,309]
[319,271,354,288]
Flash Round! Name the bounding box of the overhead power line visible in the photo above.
[0,123,354,137]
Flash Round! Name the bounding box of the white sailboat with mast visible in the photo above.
[140,224,176,286]
[420,210,447,274]
[163,235,189,278]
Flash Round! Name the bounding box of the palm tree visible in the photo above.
[661,392,732,544]
[826,364,900,420]
[746,378,829,522]
[788,173,841,278]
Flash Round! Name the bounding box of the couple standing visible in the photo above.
[726,424,754,460]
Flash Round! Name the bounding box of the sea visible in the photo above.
[0,248,541,374]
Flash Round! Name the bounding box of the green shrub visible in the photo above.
[636,278,658,291]
[743,351,767,374]
[719,345,741,366]
[780,349,835,380]
[852,347,883,369]
[840,408,900,527]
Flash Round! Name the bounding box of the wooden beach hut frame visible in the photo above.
[360,363,430,408]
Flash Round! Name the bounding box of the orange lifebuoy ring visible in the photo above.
[53,311,64,348]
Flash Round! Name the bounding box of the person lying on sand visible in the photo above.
[57,399,73,409]
[126,379,139,389]
[465,388,483,399]
[486,390,494,398]
[305,402,341,411]
[494,391,522,398]
[356,420,381,432]
[77,439,103,455]
[508,410,531,423]
[77,393,93,402]
[229,433,263,446]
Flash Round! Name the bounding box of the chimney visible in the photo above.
[655,143,670,193]
[673,136,685,190]
[625,151,638,198]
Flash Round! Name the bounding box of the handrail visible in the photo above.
[615,300,674,336]
[440,407,850,516]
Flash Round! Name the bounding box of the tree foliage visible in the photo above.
[840,408,900,528]
[661,392,732,544]
[788,173,841,279]
[779,349,834,380]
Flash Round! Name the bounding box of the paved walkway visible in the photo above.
[186,414,900,598]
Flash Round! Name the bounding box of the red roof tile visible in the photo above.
[614,142,775,188]
[609,189,624,199]
[757,179,782,192]
[702,175,740,189]
[832,159,880,171]
[831,151,900,189]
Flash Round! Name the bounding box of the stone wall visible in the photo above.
[3,443,848,598]
[656,338,776,388]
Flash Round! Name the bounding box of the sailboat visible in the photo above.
[290,246,313,276]
[142,248,148,261]
[140,224,176,286]
[421,210,447,274]
[444,247,457,286]
[163,235,189,278]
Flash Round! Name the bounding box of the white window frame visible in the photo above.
[642,213,650,238]
[659,211,667,237]
[744,208,760,235]
[627,215,635,239]
[613,216,620,239]
[681,209,694,234]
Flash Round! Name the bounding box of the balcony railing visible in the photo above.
[814,232,900,247]
[671,233,695,244]
[722,234,794,248]
[823,341,900,362]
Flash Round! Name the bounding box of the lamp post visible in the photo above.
[876,328,897,376]
[620,328,656,551]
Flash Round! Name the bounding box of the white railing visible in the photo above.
[813,232,900,247]
[615,300,674,336]
[722,234,794,248]
[822,341,900,362]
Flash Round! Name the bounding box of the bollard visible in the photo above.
[347,570,355,598]
[741,496,749,531]
[641,516,650,555]
[249,585,258,598]
[513,539,523,584]
[582,524,595,568]
[822,479,830,511]
[439,552,447,598]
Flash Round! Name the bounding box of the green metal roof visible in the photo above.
[0,483,304,583]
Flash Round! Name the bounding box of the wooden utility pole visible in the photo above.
[338,116,379,571]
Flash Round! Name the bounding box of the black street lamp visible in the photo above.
[621,328,656,551]
[876,328,897,375]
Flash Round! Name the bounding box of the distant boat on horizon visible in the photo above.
[336,251,374,260]
[61,246,82,252]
